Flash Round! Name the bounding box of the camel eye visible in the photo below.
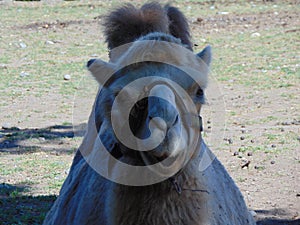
[196,88,203,97]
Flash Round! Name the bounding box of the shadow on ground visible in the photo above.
[0,124,86,155]
[0,124,85,223]
[0,183,56,225]
[257,218,300,225]
[256,208,300,225]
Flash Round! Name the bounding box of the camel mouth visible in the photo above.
[140,151,177,167]
[118,148,171,165]
[117,144,184,170]
[117,114,188,170]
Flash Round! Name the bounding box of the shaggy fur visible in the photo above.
[164,4,192,50]
[104,2,192,50]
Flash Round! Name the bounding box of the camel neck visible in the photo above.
[106,156,209,225]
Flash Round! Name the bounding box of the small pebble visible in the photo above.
[218,11,229,15]
[240,136,245,140]
[64,74,71,80]
[254,165,264,170]
[197,17,203,23]
[271,144,276,148]
[233,151,239,156]
[19,42,27,48]
[45,40,55,45]
[228,138,233,144]
[1,64,7,69]
[251,32,261,37]
[241,160,251,169]
[20,71,29,77]
[250,140,255,143]
[271,160,275,164]
[39,137,46,142]
[247,152,253,156]
[241,127,246,133]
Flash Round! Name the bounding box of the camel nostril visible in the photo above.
[173,115,179,126]
[155,153,169,161]
[87,59,96,68]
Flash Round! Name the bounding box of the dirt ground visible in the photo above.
[192,8,300,224]
[0,1,299,224]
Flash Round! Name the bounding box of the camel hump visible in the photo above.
[103,2,192,50]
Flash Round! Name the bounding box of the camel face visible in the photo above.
[87,42,211,175]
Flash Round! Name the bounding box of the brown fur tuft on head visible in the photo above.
[103,2,192,50]
[164,4,192,50]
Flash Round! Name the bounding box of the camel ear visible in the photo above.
[87,59,116,85]
[196,45,212,67]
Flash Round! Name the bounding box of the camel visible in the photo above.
[43,3,256,225]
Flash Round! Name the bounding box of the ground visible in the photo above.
[0,0,299,224]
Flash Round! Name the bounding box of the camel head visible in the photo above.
[87,33,211,181]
